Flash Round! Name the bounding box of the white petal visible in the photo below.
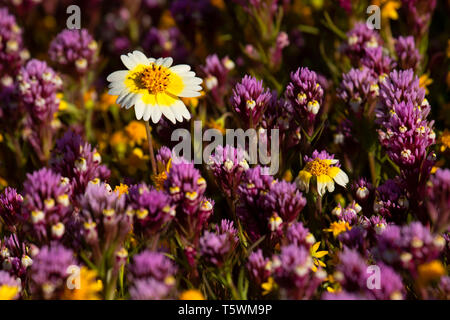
[143,104,153,121]
[333,170,349,187]
[117,92,132,105]
[134,100,145,120]
[108,86,127,95]
[178,71,195,78]
[120,55,136,70]
[132,50,149,65]
[172,100,191,120]
[161,106,176,124]
[178,90,201,98]
[151,108,162,123]
[107,70,128,82]
[155,58,164,66]
[183,77,203,85]
[148,57,156,64]
[162,57,173,68]
[327,180,335,193]
[123,93,137,109]
[170,64,191,73]
[171,105,183,122]
[317,180,326,197]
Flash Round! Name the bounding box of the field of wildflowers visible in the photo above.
[0,0,449,301]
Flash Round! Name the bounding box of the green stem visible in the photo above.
[145,121,157,176]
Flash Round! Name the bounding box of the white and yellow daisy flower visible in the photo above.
[107,50,202,123]
[296,150,349,196]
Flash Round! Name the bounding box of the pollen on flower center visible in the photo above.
[132,64,172,94]
[304,159,330,176]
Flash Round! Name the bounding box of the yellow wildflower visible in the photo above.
[206,115,227,135]
[324,221,352,237]
[261,277,275,296]
[419,73,433,94]
[63,267,103,300]
[417,260,446,285]
[373,0,401,20]
[57,93,68,111]
[447,40,450,59]
[114,183,129,197]
[440,129,450,152]
[0,284,19,300]
[98,91,118,112]
[179,289,205,300]
[83,89,97,110]
[0,177,7,188]
[110,130,128,155]
[125,120,147,147]
[324,274,341,293]
[126,148,149,174]
[210,0,225,10]
[159,10,176,29]
[310,241,328,272]
[283,169,293,182]
[152,158,172,190]
[431,159,445,174]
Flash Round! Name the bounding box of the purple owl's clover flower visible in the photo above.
[0,187,24,232]
[337,67,379,114]
[51,130,111,198]
[376,69,435,209]
[207,144,249,199]
[199,219,239,267]
[0,7,28,78]
[285,67,324,136]
[163,161,212,264]
[342,22,382,65]
[237,166,274,242]
[18,59,62,163]
[128,250,177,300]
[246,249,271,285]
[29,244,77,300]
[373,222,445,276]
[272,244,325,299]
[78,182,131,269]
[231,75,272,129]
[263,180,307,237]
[22,168,72,244]
[202,54,234,107]
[395,36,421,71]
[49,29,98,75]
[127,184,175,237]
[426,169,450,233]
[331,248,405,300]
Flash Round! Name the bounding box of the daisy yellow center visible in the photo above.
[304,159,330,176]
[133,64,171,94]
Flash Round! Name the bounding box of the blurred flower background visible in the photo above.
[0,0,449,300]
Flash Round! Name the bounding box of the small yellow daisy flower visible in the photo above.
[179,289,205,300]
[62,267,103,300]
[440,129,450,152]
[310,241,328,272]
[261,277,275,296]
[0,284,20,300]
[107,50,202,123]
[324,221,352,237]
[114,183,129,197]
[125,120,147,146]
[417,260,446,285]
